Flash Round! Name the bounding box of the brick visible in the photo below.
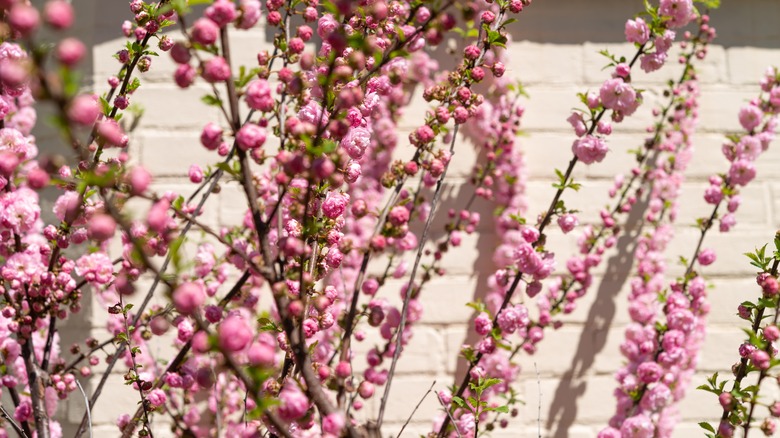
[412,275,481,324]
[130,84,222,129]
[138,131,217,176]
[697,87,753,132]
[352,326,446,375]
[698,329,745,373]
[728,47,780,84]
[696,45,729,85]
[506,42,585,85]
[520,87,582,132]
[522,133,588,180]
[374,376,447,424]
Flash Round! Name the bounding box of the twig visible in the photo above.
[6,386,33,437]
[118,294,155,438]
[0,404,30,438]
[377,124,460,428]
[21,340,49,438]
[436,393,463,438]
[534,362,542,438]
[397,380,436,438]
[75,380,93,438]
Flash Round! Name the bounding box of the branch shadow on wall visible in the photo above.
[544,194,650,437]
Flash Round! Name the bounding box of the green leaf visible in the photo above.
[99,96,111,116]
[169,235,186,271]
[694,0,720,8]
[201,94,223,107]
[126,77,141,94]
[451,396,469,410]
[698,422,716,433]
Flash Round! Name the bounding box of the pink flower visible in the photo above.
[464,44,480,60]
[557,214,579,234]
[245,79,274,112]
[388,206,410,226]
[247,341,275,367]
[317,13,338,38]
[218,315,253,352]
[56,38,86,66]
[147,199,171,233]
[625,18,650,44]
[0,187,40,233]
[358,381,375,399]
[496,305,529,334]
[191,18,219,46]
[14,401,32,423]
[68,94,101,126]
[278,384,309,421]
[88,214,116,241]
[639,52,667,74]
[322,413,345,435]
[703,185,723,204]
[298,101,328,127]
[75,252,114,284]
[205,0,238,27]
[738,105,763,132]
[97,119,127,147]
[173,282,206,315]
[597,428,621,438]
[515,242,543,275]
[719,213,736,232]
[567,112,587,137]
[345,160,361,183]
[658,0,693,29]
[202,56,231,83]
[474,312,492,336]
[174,64,196,88]
[44,1,74,29]
[599,78,639,115]
[636,362,662,383]
[697,248,716,266]
[340,127,371,159]
[620,414,654,438]
[127,166,152,195]
[736,135,762,160]
[8,4,40,36]
[188,165,204,183]
[177,319,194,342]
[572,135,608,164]
[146,389,167,408]
[237,0,262,29]
[728,159,756,186]
[325,246,343,268]
[236,123,266,150]
[322,192,349,219]
[200,122,223,150]
[170,43,191,64]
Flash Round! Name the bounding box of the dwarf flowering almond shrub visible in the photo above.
[1,0,779,437]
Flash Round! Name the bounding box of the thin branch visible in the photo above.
[535,362,542,438]
[0,404,30,438]
[377,124,460,427]
[397,380,436,438]
[75,380,93,438]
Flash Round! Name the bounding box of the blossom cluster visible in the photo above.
[601,67,780,438]
[2,0,778,438]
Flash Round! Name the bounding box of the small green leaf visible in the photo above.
[698,422,716,433]
[201,94,223,107]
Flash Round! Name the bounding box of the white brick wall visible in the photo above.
[55,2,780,437]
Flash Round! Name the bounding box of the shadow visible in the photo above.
[544,195,649,437]
[504,0,780,48]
